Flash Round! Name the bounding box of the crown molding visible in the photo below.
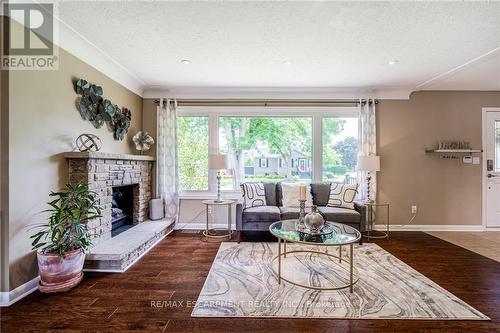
[416,45,500,91]
[142,86,413,100]
[7,0,146,96]
[7,1,413,100]
[55,16,145,96]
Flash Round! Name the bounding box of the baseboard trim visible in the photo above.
[179,223,486,232]
[373,224,485,232]
[0,276,40,307]
[175,223,236,230]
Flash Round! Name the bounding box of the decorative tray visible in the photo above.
[296,222,333,236]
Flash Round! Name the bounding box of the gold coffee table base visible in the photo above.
[271,247,359,292]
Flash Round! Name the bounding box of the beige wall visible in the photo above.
[1,15,10,292]
[142,99,157,197]
[7,43,143,289]
[142,99,157,158]
[377,91,500,226]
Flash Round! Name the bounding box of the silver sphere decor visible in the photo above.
[132,131,155,154]
[304,205,325,233]
[75,133,102,152]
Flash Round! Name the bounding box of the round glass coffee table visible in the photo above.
[269,219,361,292]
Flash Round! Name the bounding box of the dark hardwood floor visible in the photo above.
[2,231,500,332]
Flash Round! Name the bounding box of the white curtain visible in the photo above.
[357,98,377,201]
[157,98,179,221]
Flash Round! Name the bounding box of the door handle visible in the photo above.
[487,174,499,178]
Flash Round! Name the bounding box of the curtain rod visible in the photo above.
[153,99,378,107]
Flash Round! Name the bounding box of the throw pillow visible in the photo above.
[280,183,313,207]
[327,183,358,210]
[240,183,267,209]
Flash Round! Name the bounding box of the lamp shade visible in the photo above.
[357,155,380,172]
[209,154,229,170]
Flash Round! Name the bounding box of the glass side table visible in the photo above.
[363,202,390,240]
[202,199,235,240]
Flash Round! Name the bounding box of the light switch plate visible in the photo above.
[463,156,472,164]
[472,156,480,165]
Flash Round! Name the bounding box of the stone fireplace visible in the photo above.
[65,152,155,244]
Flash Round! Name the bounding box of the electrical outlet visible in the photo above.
[208,206,213,214]
[411,205,417,214]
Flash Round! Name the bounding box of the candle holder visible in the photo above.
[298,199,306,226]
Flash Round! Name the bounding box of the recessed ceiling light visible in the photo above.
[283,59,293,65]
[180,59,191,65]
[388,60,399,65]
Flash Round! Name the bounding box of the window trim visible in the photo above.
[177,106,358,197]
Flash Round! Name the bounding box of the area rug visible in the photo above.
[191,242,489,320]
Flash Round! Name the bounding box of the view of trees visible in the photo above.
[177,116,209,191]
[177,116,358,191]
[219,117,313,188]
[333,136,358,170]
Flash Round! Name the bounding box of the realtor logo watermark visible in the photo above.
[1,1,59,70]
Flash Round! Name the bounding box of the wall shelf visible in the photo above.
[425,149,482,154]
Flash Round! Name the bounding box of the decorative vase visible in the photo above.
[304,205,325,232]
[37,248,85,293]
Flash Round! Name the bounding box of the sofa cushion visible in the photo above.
[327,183,358,210]
[240,183,267,208]
[242,206,281,223]
[276,182,283,206]
[279,206,312,220]
[263,182,278,206]
[280,183,313,207]
[310,182,332,206]
[317,206,361,224]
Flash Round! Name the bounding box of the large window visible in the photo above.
[322,117,358,183]
[175,109,358,195]
[218,117,312,190]
[177,116,209,191]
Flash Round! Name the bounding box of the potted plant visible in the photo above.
[30,183,101,293]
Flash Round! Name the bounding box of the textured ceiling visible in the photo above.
[58,1,500,92]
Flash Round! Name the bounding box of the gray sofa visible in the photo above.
[236,182,366,242]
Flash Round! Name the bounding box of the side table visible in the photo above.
[201,199,235,240]
[363,202,390,240]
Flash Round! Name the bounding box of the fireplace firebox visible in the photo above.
[111,184,136,237]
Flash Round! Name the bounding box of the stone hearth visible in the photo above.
[65,152,155,244]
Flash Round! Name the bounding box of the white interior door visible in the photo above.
[485,109,500,227]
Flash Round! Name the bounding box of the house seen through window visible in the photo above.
[177,115,359,192]
[218,117,313,190]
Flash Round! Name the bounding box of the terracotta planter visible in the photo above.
[37,248,85,293]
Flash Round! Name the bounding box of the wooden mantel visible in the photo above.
[64,151,155,161]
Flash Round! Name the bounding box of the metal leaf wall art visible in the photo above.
[75,79,132,141]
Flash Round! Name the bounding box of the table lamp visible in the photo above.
[209,154,229,203]
[357,155,380,203]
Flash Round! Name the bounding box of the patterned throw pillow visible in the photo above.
[240,183,267,209]
[281,183,313,208]
[327,183,358,210]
